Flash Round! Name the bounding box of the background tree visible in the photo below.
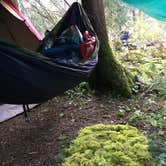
[82,0,134,97]
[18,0,67,36]
[104,0,130,38]
[18,0,134,97]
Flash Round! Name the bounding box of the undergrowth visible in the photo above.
[59,47,166,165]
[116,47,166,165]
[61,124,155,166]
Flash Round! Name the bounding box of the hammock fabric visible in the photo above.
[0,2,99,104]
[122,0,166,22]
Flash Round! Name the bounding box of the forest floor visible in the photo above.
[0,88,166,166]
[0,48,166,166]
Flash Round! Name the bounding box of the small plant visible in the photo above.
[145,113,166,128]
[153,71,166,99]
[145,104,166,128]
[117,109,126,117]
[65,82,91,99]
[148,134,166,166]
[65,82,92,109]
[61,124,155,166]
[127,110,144,123]
[58,134,67,141]
[78,82,92,95]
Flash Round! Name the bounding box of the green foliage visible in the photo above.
[104,0,130,34]
[153,71,166,98]
[148,135,166,166]
[145,111,166,128]
[117,48,166,85]
[69,82,92,96]
[130,19,162,46]
[127,110,143,123]
[65,82,91,100]
[65,82,93,110]
[58,134,67,141]
[78,82,92,95]
[61,124,155,166]
[144,103,166,130]
[117,109,126,117]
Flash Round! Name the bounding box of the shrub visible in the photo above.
[61,124,155,166]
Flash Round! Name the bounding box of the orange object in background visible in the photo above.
[80,31,96,61]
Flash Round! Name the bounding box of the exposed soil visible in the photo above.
[0,91,164,166]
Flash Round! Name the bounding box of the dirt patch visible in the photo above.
[0,92,164,166]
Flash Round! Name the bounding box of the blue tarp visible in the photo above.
[122,0,166,22]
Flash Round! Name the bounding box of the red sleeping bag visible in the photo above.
[80,31,96,61]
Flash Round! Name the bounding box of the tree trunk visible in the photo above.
[82,0,134,97]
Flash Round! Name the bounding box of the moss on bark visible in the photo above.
[94,40,134,97]
[82,0,134,97]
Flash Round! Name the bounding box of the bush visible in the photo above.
[61,124,155,166]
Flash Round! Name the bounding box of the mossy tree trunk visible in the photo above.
[82,0,134,97]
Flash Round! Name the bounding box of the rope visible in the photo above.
[64,0,70,7]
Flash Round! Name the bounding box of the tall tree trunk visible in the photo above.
[82,0,134,97]
[132,9,137,22]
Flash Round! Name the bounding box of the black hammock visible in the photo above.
[0,2,99,104]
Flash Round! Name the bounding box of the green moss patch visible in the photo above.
[61,124,155,166]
